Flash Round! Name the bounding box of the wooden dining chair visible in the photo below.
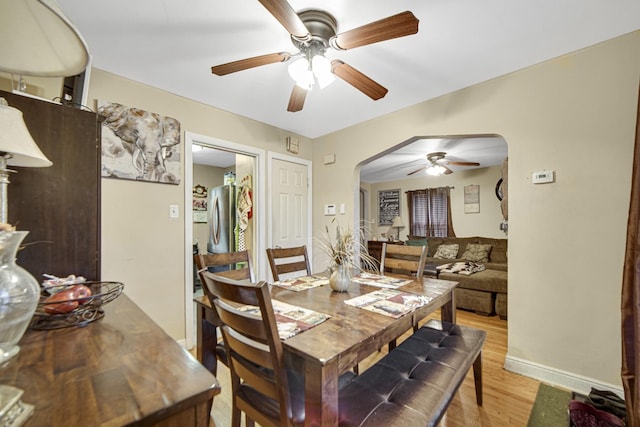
[266,246,311,281]
[380,243,427,350]
[195,250,255,283]
[201,273,304,427]
[380,243,427,279]
[194,250,255,376]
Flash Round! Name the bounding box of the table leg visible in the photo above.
[440,289,456,324]
[196,304,219,376]
[303,358,340,427]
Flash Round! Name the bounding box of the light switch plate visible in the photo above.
[169,204,179,218]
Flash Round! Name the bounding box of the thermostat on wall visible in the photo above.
[324,204,336,216]
[532,170,554,184]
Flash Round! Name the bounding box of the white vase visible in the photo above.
[0,231,40,363]
[329,264,351,292]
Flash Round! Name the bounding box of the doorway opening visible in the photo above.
[184,131,266,349]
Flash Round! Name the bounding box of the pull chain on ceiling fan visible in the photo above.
[210,0,419,112]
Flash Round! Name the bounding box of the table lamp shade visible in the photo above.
[0,0,89,77]
[391,216,405,228]
[0,100,52,167]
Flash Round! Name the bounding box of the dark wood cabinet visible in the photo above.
[1,90,101,281]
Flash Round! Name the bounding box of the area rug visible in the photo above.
[527,383,572,427]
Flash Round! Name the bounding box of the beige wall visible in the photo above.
[87,70,311,340]
[313,32,640,391]
[365,166,504,240]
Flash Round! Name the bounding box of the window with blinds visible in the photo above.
[406,187,455,237]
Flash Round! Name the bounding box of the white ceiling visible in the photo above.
[56,0,640,140]
[192,144,236,168]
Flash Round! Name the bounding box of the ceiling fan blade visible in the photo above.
[331,60,388,100]
[407,166,427,176]
[287,85,307,112]
[330,11,419,50]
[258,0,311,40]
[443,165,454,175]
[211,52,290,76]
[445,161,481,166]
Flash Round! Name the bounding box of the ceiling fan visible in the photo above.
[210,0,419,112]
[407,152,481,176]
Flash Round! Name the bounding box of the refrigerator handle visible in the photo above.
[211,196,221,245]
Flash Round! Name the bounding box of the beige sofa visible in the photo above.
[407,236,508,318]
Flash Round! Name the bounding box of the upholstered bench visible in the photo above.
[339,320,487,426]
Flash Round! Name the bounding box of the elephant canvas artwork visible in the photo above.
[98,102,181,184]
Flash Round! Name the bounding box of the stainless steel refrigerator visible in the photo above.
[207,184,236,256]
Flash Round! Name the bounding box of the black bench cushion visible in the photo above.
[339,320,486,427]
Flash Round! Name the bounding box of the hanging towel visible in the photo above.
[236,175,253,251]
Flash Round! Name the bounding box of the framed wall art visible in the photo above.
[98,101,181,185]
[193,184,207,223]
[464,184,480,213]
[378,189,400,226]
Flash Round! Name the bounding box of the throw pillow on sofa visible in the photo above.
[406,238,428,247]
[461,243,492,263]
[434,244,459,259]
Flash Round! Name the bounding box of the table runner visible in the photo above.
[344,289,433,318]
[351,272,413,289]
[238,300,330,339]
[272,275,329,292]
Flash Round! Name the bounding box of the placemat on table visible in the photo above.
[344,289,433,318]
[351,272,413,289]
[272,275,329,292]
[237,300,330,339]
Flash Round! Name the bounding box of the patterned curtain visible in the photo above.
[406,187,455,238]
[622,82,640,427]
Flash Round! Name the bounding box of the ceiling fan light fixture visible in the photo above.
[288,57,313,90]
[426,164,446,176]
[311,54,335,89]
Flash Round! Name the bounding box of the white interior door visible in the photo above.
[271,158,309,254]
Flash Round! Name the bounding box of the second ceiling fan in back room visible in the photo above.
[210,0,419,112]
[408,152,481,176]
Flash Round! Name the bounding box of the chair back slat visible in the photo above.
[266,246,311,281]
[212,298,270,343]
[380,243,427,278]
[195,250,255,308]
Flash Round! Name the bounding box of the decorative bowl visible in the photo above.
[30,281,124,330]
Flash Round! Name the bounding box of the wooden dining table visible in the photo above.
[194,274,457,427]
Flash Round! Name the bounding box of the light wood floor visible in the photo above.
[201,309,541,426]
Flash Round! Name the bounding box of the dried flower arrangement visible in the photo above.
[315,221,378,273]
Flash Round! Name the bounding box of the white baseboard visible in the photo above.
[177,339,187,349]
[504,354,624,397]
